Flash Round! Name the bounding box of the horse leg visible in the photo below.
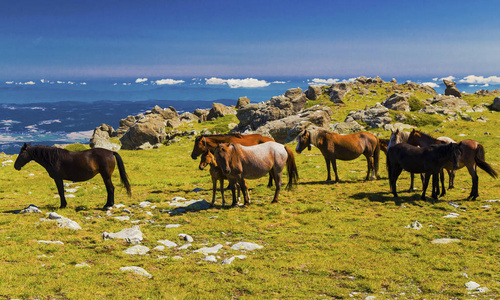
[230,179,238,207]
[365,155,374,181]
[267,172,274,188]
[431,172,439,200]
[271,171,282,204]
[421,173,431,201]
[466,164,479,200]
[447,169,455,189]
[332,159,340,183]
[240,179,250,207]
[408,173,415,192]
[325,158,332,182]
[211,177,217,207]
[389,163,403,198]
[54,178,67,209]
[439,169,446,197]
[101,173,115,209]
[219,178,225,207]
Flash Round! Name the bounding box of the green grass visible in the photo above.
[1,89,500,299]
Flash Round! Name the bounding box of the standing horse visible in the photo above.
[14,143,131,209]
[191,133,275,187]
[214,142,299,207]
[295,127,380,182]
[386,129,418,192]
[199,150,241,208]
[387,142,461,200]
[407,129,498,200]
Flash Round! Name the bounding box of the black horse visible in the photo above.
[386,142,461,201]
[14,143,131,209]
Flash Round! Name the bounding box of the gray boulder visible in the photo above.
[330,121,365,134]
[419,95,470,115]
[207,103,236,121]
[443,79,462,98]
[89,124,121,151]
[345,103,392,128]
[194,108,210,123]
[329,82,352,104]
[236,97,250,108]
[491,97,500,111]
[120,114,166,150]
[115,115,139,138]
[382,93,411,111]
[179,112,199,123]
[305,85,322,100]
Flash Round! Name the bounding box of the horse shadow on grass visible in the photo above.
[351,191,425,207]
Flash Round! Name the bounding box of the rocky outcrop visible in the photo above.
[206,103,236,121]
[443,79,462,98]
[194,108,210,123]
[120,114,167,150]
[329,82,352,104]
[490,97,500,111]
[418,95,469,115]
[89,124,121,151]
[345,103,392,128]
[382,93,411,111]
[236,97,250,108]
[234,88,308,133]
[305,85,322,100]
[254,105,333,143]
[330,121,365,134]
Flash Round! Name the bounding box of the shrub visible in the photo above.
[408,96,426,112]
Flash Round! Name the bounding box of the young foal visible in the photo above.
[199,150,240,207]
[14,143,131,209]
[214,142,299,207]
[387,142,461,201]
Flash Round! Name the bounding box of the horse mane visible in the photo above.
[197,133,244,140]
[308,127,330,146]
[412,130,435,140]
[28,145,69,169]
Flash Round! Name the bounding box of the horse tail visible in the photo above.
[475,144,498,178]
[113,152,132,196]
[373,136,381,178]
[284,145,299,190]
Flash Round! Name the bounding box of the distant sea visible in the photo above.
[1,75,498,155]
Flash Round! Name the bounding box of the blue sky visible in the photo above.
[1,0,499,79]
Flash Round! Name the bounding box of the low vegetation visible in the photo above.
[0,86,499,299]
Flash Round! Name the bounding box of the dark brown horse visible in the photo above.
[14,143,131,209]
[387,142,461,201]
[407,129,498,200]
[214,142,299,207]
[295,127,380,182]
[199,150,241,207]
[191,133,275,186]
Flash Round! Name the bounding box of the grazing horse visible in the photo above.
[214,142,299,207]
[386,129,418,192]
[295,127,380,182]
[407,129,498,200]
[199,150,241,207]
[387,142,461,201]
[191,133,275,187]
[14,143,131,209]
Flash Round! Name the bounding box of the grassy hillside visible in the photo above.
[1,85,499,299]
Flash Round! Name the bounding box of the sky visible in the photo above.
[1,0,500,80]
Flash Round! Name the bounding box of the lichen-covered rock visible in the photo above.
[305,85,322,100]
[345,103,392,128]
[443,79,462,98]
[236,97,250,109]
[491,97,500,111]
[382,93,411,111]
[119,114,166,150]
[207,103,236,121]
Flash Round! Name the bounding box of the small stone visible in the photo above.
[465,281,480,291]
[221,255,247,265]
[102,225,143,244]
[194,244,223,255]
[120,266,152,278]
[114,216,130,221]
[165,224,182,229]
[431,238,460,244]
[178,243,192,250]
[122,209,132,214]
[230,242,263,251]
[203,255,217,262]
[153,245,165,251]
[157,240,177,248]
[75,262,91,268]
[407,221,423,230]
[178,234,194,242]
[139,201,151,208]
[38,240,64,245]
[123,245,150,255]
[19,204,41,214]
[443,212,460,218]
[114,204,126,209]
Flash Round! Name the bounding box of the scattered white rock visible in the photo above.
[102,225,143,244]
[75,262,91,268]
[230,242,263,251]
[2,160,14,167]
[443,212,460,218]
[481,205,491,209]
[114,216,130,221]
[484,199,499,202]
[431,238,460,244]
[157,240,177,248]
[178,243,192,250]
[123,245,150,255]
[38,240,64,245]
[153,246,165,251]
[171,197,186,201]
[139,201,151,208]
[194,244,223,255]
[448,202,466,210]
[65,188,78,193]
[221,255,247,265]
[123,209,132,214]
[172,256,183,260]
[406,221,423,230]
[178,234,194,242]
[365,296,376,300]
[476,287,490,293]
[165,224,182,229]
[41,212,81,230]
[19,204,41,214]
[120,266,152,278]
[465,281,481,291]
[114,204,126,209]
[203,255,217,262]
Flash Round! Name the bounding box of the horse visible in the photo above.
[191,133,275,187]
[214,142,299,207]
[14,143,132,209]
[407,129,498,200]
[386,129,419,192]
[199,150,241,208]
[295,127,380,182]
[386,142,462,201]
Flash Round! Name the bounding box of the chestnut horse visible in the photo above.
[199,150,241,207]
[191,133,275,187]
[407,129,498,200]
[14,143,131,209]
[387,142,461,201]
[295,127,380,182]
[214,142,299,207]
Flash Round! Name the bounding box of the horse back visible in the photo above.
[60,148,116,181]
[322,131,377,159]
[236,142,286,179]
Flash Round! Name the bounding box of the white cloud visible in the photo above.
[422,82,439,88]
[439,76,456,82]
[5,81,14,84]
[205,77,271,88]
[66,130,93,141]
[272,81,286,84]
[24,81,36,85]
[155,78,185,85]
[310,78,339,85]
[135,78,148,83]
[432,77,439,81]
[458,75,500,85]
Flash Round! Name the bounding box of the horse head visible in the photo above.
[407,129,420,146]
[14,143,32,170]
[214,143,233,175]
[191,136,207,160]
[199,150,215,170]
[295,130,311,154]
[451,143,462,170]
[388,129,403,148]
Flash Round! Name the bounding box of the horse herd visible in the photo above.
[13,128,498,209]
